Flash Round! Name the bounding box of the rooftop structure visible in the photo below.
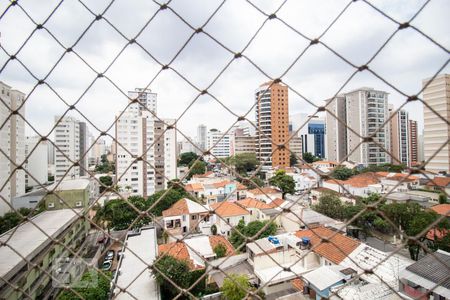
[113,227,159,300]
[162,198,209,217]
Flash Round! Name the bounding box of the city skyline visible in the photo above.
[0,0,448,140]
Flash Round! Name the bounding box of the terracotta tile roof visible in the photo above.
[292,278,305,291]
[430,204,450,216]
[325,172,381,188]
[209,236,235,256]
[269,198,285,208]
[185,183,204,192]
[295,226,360,264]
[158,242,195,268]
[237,198,272,210]
[162,198,208,217]
[248,187,281,195]
[211,201,249,217]
[427,177,450,187]
[426,228,449,241]
[376,171,390,177]
[312,160,338,165]
[158,236,235,269]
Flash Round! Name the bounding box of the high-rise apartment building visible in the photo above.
[25,136,48,187]
[422,74,450,173]
[326,88,391,166]
[290,113,326,159]
[54,116,88,182]
[325,96,347,162]
[389,107,409,166]
[409,120,418,166]
[255,81,290,169]
[196,124,207,152]
[128,88,157,113]
[116,89,176,197]
[0,82,26,214]
[207,129,233,158]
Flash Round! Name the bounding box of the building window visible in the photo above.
[191,215,197,220]
[75,201,82,207]
[48,202,55,208]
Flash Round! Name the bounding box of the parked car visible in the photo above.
[101,260,112,271]
[105,250,114,261]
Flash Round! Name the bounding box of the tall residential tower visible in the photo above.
[422,74,450,173]
[255,81,290,169]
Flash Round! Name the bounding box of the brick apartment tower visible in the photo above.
[408,119,418,166]
[255,81,290,169]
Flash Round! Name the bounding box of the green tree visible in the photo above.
[99,175,113,193]
[178,152,199,166]
[0,208,32,234]
[213,243,227,258]
[313,192,344,220]
[57,271,111,300]
[269,170,295,198]
[290,153,298,166]
[229,220,277,250]
[188,161,207,179]
[405,210,439,260]
[95,154,115,174]
[302,152,320,163]
[148,188,191,216]
[211,224,217,235]
[438,193,448,204]
[239,176,264,189]
[154,255,205,299]
[221,274,251,300]
[229,153,259,174]
[331,166,354,180]
[94,196,150,230]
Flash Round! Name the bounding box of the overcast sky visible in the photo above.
[0,0,449,143]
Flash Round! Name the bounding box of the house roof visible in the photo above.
[269,198,285,208]
[158,235,235,269]
[185,183,204,192]
[212,180,247,190]
[405,250,450,289]
[162,198,209,217]
[295,226,360,264]
[431,204,450,216]
[427,177,450,187]
[325,172,381,188]
[302,265,346,291]
[248,187,281,195]
[210,201,249,217]
[426,228,449,241]
[237,198,272,210]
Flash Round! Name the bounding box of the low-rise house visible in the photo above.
[112,226,160,300]
[247,187,283,203]
[280,207,345,233]
[323,172,382,197]
[236,198,273,222]
[385,192,434,208]
[210,202,250,236]
[291,173,318,192]
[185,180,247,203]
[398,250,450,300]
[312,161,339,170]
[206,253,257,288]
[378,172,420,193]
[158,235,234,269]
[162,198,212,238]
[425,176,450,195]
[0,209,89,300]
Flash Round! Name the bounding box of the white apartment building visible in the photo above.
[128,88,157,113]
[345,88,391,166]
[207,129,233,158]
[25,136,48,187]
[0,82,26,215]
[115,89,176,197]
[389,107,410,166]
[325,95,347,162]
[422,74,450,173]
[196,124,207,152]
[54,116,88,182]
